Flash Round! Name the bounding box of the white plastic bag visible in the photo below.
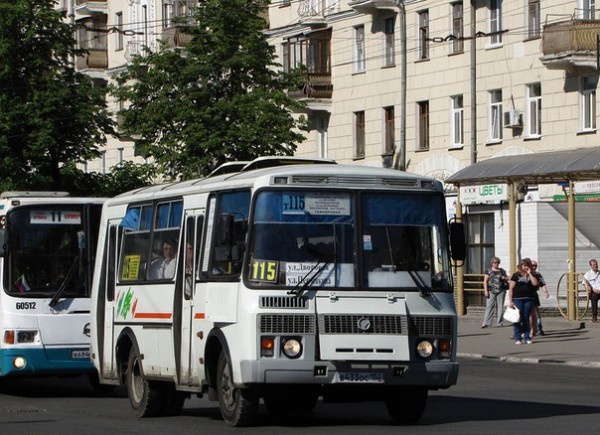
[503,306,520,323]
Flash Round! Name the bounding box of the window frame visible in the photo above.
[488,89,503,142]
[527,0,541,39]
[450,95,464,147]
[417,101,430,151]
[488,0,503,46]
[383,106,395,155]
[417,10,429,60]
[384,17,396,67]
[354,25,366,73]
[581,76,597,132]
[354,111,366,159]
[526,83,542,137]
[451,2,464,54]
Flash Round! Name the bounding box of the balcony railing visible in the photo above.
[288,73,333,99]
[75,48,108,70]
[541,18,600,71]
[161,26,194,49]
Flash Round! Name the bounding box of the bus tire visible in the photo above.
[385,387,428,425]
[126,347,163,418]
[216,351,258,427]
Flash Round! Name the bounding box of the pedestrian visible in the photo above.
[508,258,539,344]
[530,260,550,337]
[481,256,509,328]
[583,258,600,323]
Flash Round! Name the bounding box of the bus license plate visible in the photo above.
[339,372,384,383]
[72,350,90,359]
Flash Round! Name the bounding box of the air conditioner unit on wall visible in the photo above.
[503,110,522,128]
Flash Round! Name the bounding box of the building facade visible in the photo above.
[68,0,600,306]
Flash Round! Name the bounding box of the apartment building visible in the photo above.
[66,0,600,296]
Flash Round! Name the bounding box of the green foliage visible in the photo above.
[113,0,307,179]
[0,0,116,192]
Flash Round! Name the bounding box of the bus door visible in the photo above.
[98,221,120,379]
[178,210,204,386]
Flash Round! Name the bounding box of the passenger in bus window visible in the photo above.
[149,239,177,280]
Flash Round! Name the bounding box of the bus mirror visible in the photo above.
[0,230,4,257]
[449,222,466,262]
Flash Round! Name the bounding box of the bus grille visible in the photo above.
[258,314,316,334]
[318,315,408,335]
[259,296,309,309]
[410,316,453,337]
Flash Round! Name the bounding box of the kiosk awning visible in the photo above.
[446,147,600,186]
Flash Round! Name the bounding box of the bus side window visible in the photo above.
[209,191,250,277]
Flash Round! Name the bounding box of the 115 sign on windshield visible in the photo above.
[282,193,351,216]
[30,210,81,225]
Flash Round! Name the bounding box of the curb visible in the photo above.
[458,352,600,369]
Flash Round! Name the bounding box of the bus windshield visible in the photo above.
[247,190,452,291]
[5,205,95,297]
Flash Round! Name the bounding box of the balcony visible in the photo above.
[349,0,397,13]
[540,18,600,72]
[75,0,107,16]
[76,48,108,70]
[297,0,329,28]
[289,73,333,101]
[161,26,194,49]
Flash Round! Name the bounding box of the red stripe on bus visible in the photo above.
[194,313,206,319]
[133,312,172,319]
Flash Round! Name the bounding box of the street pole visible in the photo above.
[393,0,406,172]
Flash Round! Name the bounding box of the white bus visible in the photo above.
[0,192,104,378]
[91,157,465,426]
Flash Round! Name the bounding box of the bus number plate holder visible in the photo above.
[338,372,384,383]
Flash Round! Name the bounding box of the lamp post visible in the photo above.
[393,0,406,172]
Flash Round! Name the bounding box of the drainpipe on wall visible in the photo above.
[393,0,407,172]
[470,0,477,164]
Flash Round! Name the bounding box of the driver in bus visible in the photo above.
[149,239,177,280]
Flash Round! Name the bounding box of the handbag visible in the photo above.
[503,306,520,323]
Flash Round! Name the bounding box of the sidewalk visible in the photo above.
[457,313,600,368]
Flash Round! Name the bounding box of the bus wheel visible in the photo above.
[216,351,258,426]
[126,347,163,418]
[385,387,428,425]
[263,388,318,417]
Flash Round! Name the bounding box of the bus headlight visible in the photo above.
[281,337,302,359]
[416,340,433,358]
[13,356,26,369]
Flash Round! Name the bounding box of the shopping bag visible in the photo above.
[503,306,520,323]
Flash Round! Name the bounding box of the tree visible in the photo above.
[0,0,116,192]
[113,0,307,179]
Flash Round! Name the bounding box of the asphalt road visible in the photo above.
[0,359,598,435]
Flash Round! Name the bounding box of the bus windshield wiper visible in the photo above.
[406,267,431,298]
[49,256,80,308]
[288,260,332,296]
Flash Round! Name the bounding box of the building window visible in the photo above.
[581,76,597,131]
[489,0,503,45]
[354,111,365,159]
[466,213,494,275]
[354,25,366,73]
[100,151,107,175]
[384,106,395,155]
[451,95,464,147]
[418,10,429,60]
[582,0,598,19]
[451,2,464,53]
[115,12,123,51]
[281,0,291,6]
[527,0,540,39]
[489,89,503,141]
[384,17,395,67]
[417,101,429,150]
[527,83,542,137]
[282,30,331,75]
[117,148,124,164]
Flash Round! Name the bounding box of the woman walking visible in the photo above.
[508,258,539,345]
[481,256,509,328]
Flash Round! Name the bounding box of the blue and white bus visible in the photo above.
[0,192,104,378]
